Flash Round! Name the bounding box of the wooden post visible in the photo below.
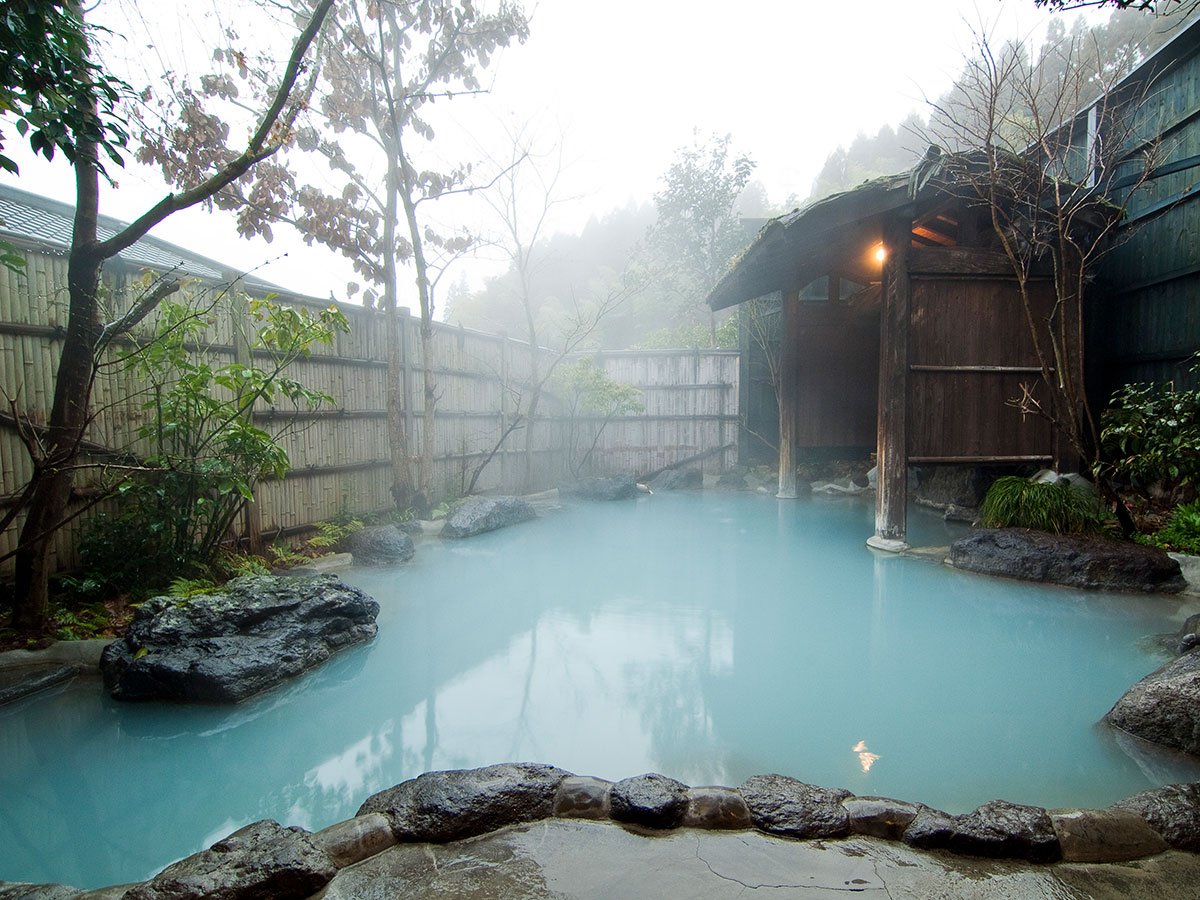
[777,288,801,498]
[870,215,911,551]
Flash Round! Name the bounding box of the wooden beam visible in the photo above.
[871,213,911,550]
[777,288,802,498]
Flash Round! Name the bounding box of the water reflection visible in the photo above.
[2,494,1199,889]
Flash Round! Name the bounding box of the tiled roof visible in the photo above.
[0,183,284,293]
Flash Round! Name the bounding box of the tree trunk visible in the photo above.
[381,158,414,511]
[12,147,104,629]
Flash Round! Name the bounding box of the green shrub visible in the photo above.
[1137,500,1200,555]
[1102,367,1200,489]
[980,476,1106,535]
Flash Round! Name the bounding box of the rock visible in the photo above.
[0,885,82,900]
[357,763,569,842]
[122,819,335,900]
[99,574,379,703]
[715,471,748,491]
[440,496,536,539]
[1111,782,1200,851]
[396,520,425,537]
[904,801,1060,862]
[560,477,641,501]
[739,774,852,839]
[553,776,612,820]
[943,504,978,524]
[950,801,1061,863]
[914,465,992,510]
[950,528,1186,593]
[311,814,397,868]
[648,469,703,492]
[340,525,415,565]
[683,787,753,830]
[1051,808,1169,862]
[1106,651,1200,755]
[844,796,920,841]
[610,773,690,829]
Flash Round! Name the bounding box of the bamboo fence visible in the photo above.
[0,244,738,580]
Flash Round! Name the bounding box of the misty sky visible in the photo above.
[1,0,1103,306]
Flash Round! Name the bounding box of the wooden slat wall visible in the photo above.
[1095,36,1200,396]
[581,350,739,477]
[907,276,1055,460]
[0,248,738,578]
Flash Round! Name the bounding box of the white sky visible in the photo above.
[0,0,1104,310]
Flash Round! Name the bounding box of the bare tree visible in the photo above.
[926,27,1162,518]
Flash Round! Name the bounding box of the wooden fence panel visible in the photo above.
[1,248,739,579]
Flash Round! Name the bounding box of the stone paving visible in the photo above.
[311,818,1200,900]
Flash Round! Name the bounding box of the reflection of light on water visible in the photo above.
[853,740,881,773]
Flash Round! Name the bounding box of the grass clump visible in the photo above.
[980,475,1106,535]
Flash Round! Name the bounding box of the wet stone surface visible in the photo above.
[1112,782,1200,852]
[358,763,569,842]
[440,497,537,539]
[610,773,690,830]
[739,774,852,839]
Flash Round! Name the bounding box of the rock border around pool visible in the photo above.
[12,764,1199,900]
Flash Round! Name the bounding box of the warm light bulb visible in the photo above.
[874,244,887,263]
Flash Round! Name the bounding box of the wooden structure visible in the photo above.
[0,185,736,579]
[1089,18,1200,397]
[709,174,1058,548]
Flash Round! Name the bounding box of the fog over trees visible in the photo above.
[447,5,1196,352]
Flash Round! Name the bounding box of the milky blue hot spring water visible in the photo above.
[4,491,1200,888]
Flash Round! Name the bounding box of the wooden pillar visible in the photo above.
[870,216,911,551]
[777,288,801,498]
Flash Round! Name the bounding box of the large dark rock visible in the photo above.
[357,763,569,842]
[99,574,379,703]
[648,469,702,492]
[560,477,641,501]
[610,773,690,829]
[341,525,415,565]
[1111,782,1200,851]
[950,528,1186,593]
[738,774,852,839]
[123,819,335,900]
[440,496,536,539]
[903,801,1060,862]
[1107,651,1200,756]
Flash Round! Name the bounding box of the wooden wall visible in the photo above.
[1094,29,1200,396]
[0,244,738,579]
[907,275,1056,462]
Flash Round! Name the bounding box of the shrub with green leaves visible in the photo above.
[1137,500,1200,555]
[980,475,1106,535]
[1102,367,1200,490]
[77,295,348,598]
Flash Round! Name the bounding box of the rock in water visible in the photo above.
[647,469,702,492]
[1106,651,1200,756]
[99,574,379,703]
[560,477,641,501]
[440,496,536,539]
[341,524,415,565]
[950,528,1186,593]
